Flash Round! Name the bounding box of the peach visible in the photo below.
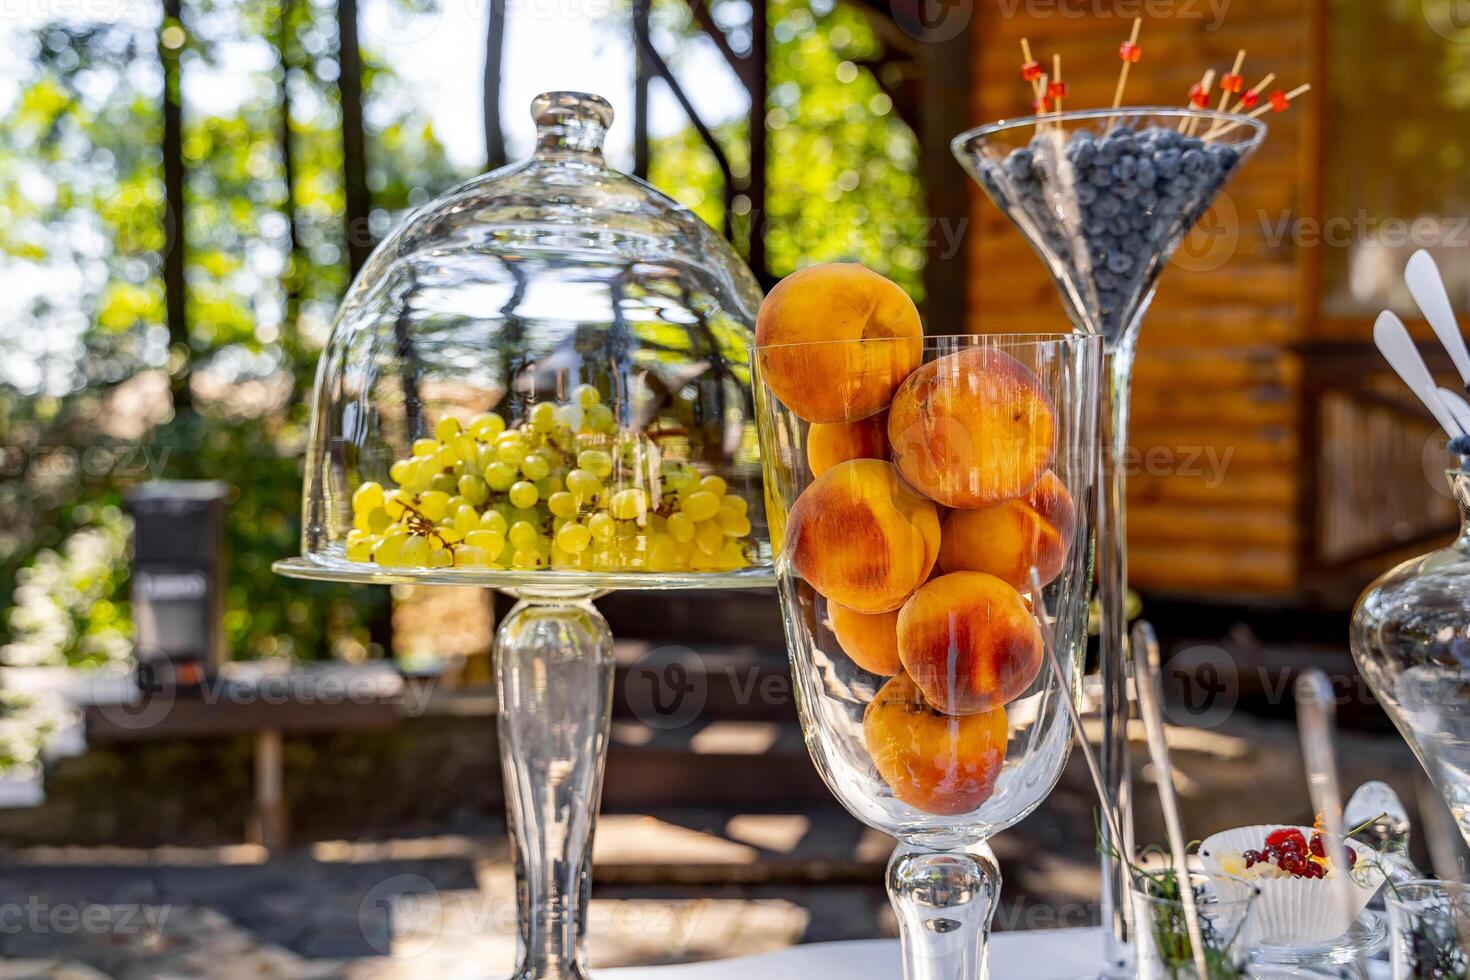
[888,347,1056,509]
[755,263,923,423]
[787,458,939,614]
[863,673,1008,815]
[937,471,1076,589]
[828,601,901,675]
[897,572,1043,715]
[806,414,889,478]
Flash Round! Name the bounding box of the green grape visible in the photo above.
[660,463,693,492]
[547,491,578,519]
[508,481,539,509]
[453,434,478,462]
[573,384,600,408]
[485,462,517,491]
[577,449,613,478]
[468,412,506,441]
[353,481,385,514]
[429,473,458,494]
[452,505,481,535]
[721,494,749,516]
[698,475,728,497]
[647,533,678,572]
[389,459,414,485]
[508,520,539,552]
[496,540,516,566]
[412,437,440,457]
[434,417,462,442]
[459,475,490,506]
[497,439,529,467]
[479,510,508,535]
[383,490,409,520]
[588,512,616,542]
[398,535,432,567]
[476,444,499,472]
[553,403,583,431]
[556,522,592,554]
[608,488,647,521]
[427,547,453,568]
[584,404,615,433]
[695,519,724,555]
[357,507,391,534]
[433,446,458,472]
[520,453,551,481]
[455,545,490,567]
[527,401,556,433]
[464,529,505,554]
[417,490,451,522]
[565,468,602,501]
[719,510,752,538]
[374,532,407,566]
[435,524,464,544]
[667,512,696,543]
[680,491,721,522]
[717,541,749,570]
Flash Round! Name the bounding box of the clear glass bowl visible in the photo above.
[276,91,772,592]
[1352,469,1470,847]
[753,332,1101,977]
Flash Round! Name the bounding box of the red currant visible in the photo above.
[1309,833,1325,858]
[1242,849,1264,868]
[1266,828,1307,852]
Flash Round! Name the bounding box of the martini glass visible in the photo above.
[953,106,1267,977]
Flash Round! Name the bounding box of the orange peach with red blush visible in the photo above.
[863,672,1008,815]
[937,471,1076,589]
[786,459,939,614]
[897,572,1043,715]
[888,347,1056,509]
[756,263,923,423]
[806,414,889,477]
[828,601,901,675]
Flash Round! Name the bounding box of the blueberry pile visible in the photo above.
[986,124,1241,340]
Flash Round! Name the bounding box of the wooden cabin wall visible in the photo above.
[965,2,1319,598]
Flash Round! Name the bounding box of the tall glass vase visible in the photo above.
[954,107,1267,976]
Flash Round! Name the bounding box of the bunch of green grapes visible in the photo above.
[344,385,754,574]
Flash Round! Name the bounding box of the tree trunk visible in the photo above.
[482,0,507,172]
[277,0,302,363]
[337,0,371,278]
[160,0,190,413]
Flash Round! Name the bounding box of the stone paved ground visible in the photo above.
[0,715,1450,978]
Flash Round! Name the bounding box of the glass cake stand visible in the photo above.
[277,91,774,979]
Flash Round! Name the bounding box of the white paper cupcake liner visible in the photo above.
[1197,824,1384,945]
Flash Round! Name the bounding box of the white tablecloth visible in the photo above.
[603,929,1105,978]
[602,928,1392,978]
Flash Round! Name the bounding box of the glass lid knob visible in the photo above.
[532,91,612,157]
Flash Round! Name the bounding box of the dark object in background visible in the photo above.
[126,482,230,692]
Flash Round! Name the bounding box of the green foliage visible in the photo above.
[648,0,925,297]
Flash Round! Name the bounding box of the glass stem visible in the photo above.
[1098,339,1138,979]
[887,841,1001,980]
[495,591,615,980]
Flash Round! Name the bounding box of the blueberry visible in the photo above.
[1108,215,1131,236]
[1114,182,1139,201]
[1094,192,1122,218]
[1088,165,1113,187]
[1075,182,1098,205]
[1165,175,1192,196]
[1155,148,1181,177]
[1085,218,1110,238]
[1112,155,1137,181]
[1004,149,1034,181]
[1181,136,1204,152]
[1210,144,1240,169]
[1180,149,1206,176]
[1136,158,1156,186]
[1131,210,1154,230]
[1152,128,1181,150]
[1122,232,1145,253]
[1095,141,1120,165]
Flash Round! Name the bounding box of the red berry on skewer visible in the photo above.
[1022,60,1042,82]
[1119,41,1141,63]
[1047,80,1068,100]
[1188,83,1210,108]
[1221,73,1244,93]
[1240,90,1260,109]
[1269,89,1290,112]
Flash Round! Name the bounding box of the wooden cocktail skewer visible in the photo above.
[1211,82,1311,139]
[1180,69,1215,134]
[1020,38,1044,110]
[1202,70,1271,139]
[1215,49,1246,112]
[1131,621,1211,980]
[1112,17,1142,109]
[1035,72,1050,115]
[1050,53,1065,114]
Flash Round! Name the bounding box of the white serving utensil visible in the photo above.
[1373,310,1465,436]
[1407,249,1470,387]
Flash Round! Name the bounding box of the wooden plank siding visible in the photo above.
[965,4,1317,596]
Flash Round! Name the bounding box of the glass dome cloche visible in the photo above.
[275,92,773,980]
[276,90,771,590]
